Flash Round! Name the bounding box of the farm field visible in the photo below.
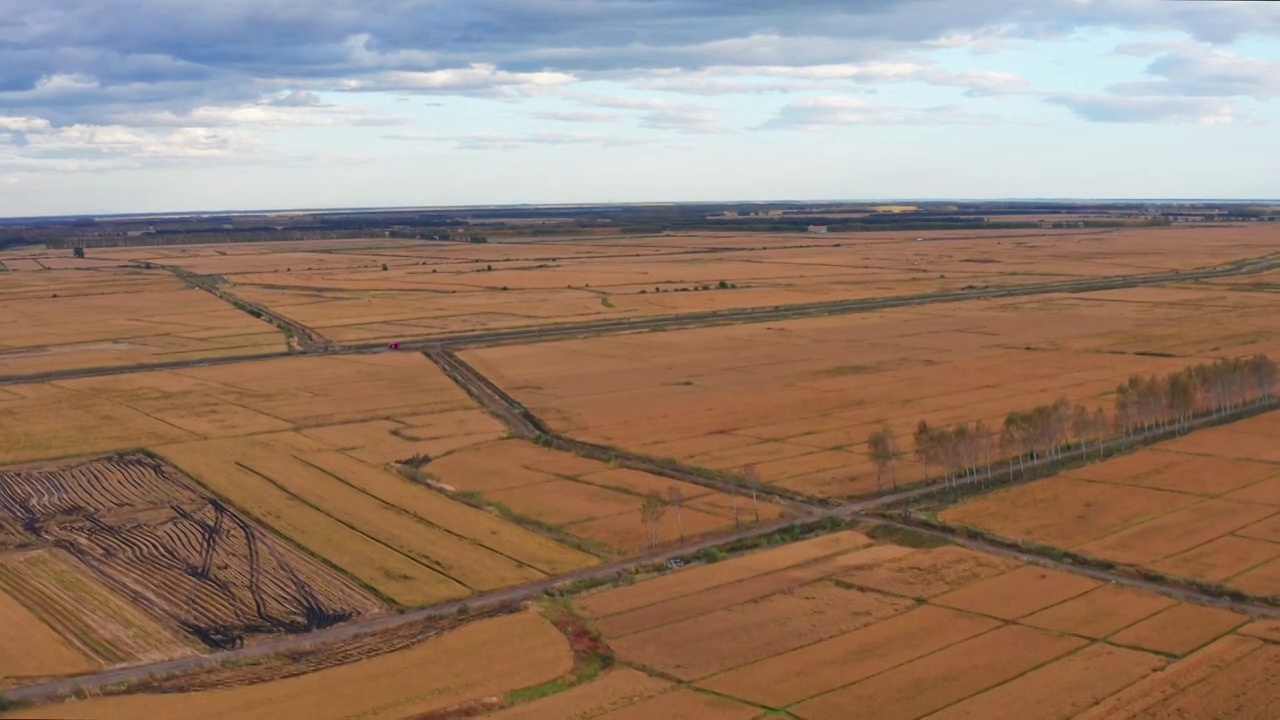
[0,345,784,687]
[1,609,573,720]
[3,224,1280,714]
[422,438,787,553]
[13,224,1272,346]
[0,550,196,668]
[940,411,1280,598]
[0,351,497,466]
[181,226,1280,343]
[0,453,381,650]
[463,281,1280,497]
[0,266,285,376]
[481,529,1268,720]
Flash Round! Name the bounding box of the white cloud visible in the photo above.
[531,109,624,123]
[1045,94,1239,124]
[630,60,1029,98]
[762,95,1000,130]
[573,94,729,133]
[0,116,54,133]
[346,63,578,95]
[383,130,647,150]
[1117,47,1280,100]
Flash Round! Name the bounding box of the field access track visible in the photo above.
[4,249,1279,387]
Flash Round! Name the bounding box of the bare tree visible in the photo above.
[882,423,901,489]
[726,480,740,528]
[1091,407,1109,459]
[914,420,936,484]
[865,426,891,492]
[667,486,685,542]
[1070,404,1092,457]
[640,491,666,547]
[973,420,994,484]
[742,464,761,522]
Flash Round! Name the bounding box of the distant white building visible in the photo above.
[807,225,829,234]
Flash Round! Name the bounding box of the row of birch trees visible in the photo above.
[866,354,1276,492]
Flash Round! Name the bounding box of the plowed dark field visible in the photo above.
[0,453,381,649]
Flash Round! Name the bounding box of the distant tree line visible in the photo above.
[865,354,1277,492]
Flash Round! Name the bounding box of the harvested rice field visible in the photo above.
[0,267,285,376]
[0,352,495,466]
[2,609,572,720]
[0,453,381,649]
[556,529,1273,719]
[21,225,1272,347]
[940,412,1280,597]
[464,280,1280,497]
[4,224,1280,715]
[420,438,787,553]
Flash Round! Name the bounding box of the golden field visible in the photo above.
[464,282,1280,497]
[8,225,1273,346]
[3,223,1280,717]
[941,411,1280,598]
[13,531,1273,720]
[0,267,285,375]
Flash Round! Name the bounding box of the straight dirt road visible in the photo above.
[4,249,1280,386]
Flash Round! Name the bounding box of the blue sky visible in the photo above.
[1,1,1279,216]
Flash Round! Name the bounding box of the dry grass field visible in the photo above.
[423,439,786,553]
[0,453,381,649]
[13,225,1269,346]
[2,609,572,720]
[464,281,1280,497]
[190,226,1280,342]
[0,267,285,375]
[3,224,1280,715]
[941,411,1280,598]
[448,530,1268,720]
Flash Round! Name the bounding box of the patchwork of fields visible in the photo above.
[465,283,1280,497]
[941,411,1280,598]
[0,350,782,688]
[497,530,1273,720]
[0,267,285,375]
[3,225,1280,717]
[14,530,1275,719]
[12,226,1272,346]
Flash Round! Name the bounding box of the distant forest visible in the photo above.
[1,201,1275,251]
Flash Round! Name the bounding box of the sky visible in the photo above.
[2,1,1279,216]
